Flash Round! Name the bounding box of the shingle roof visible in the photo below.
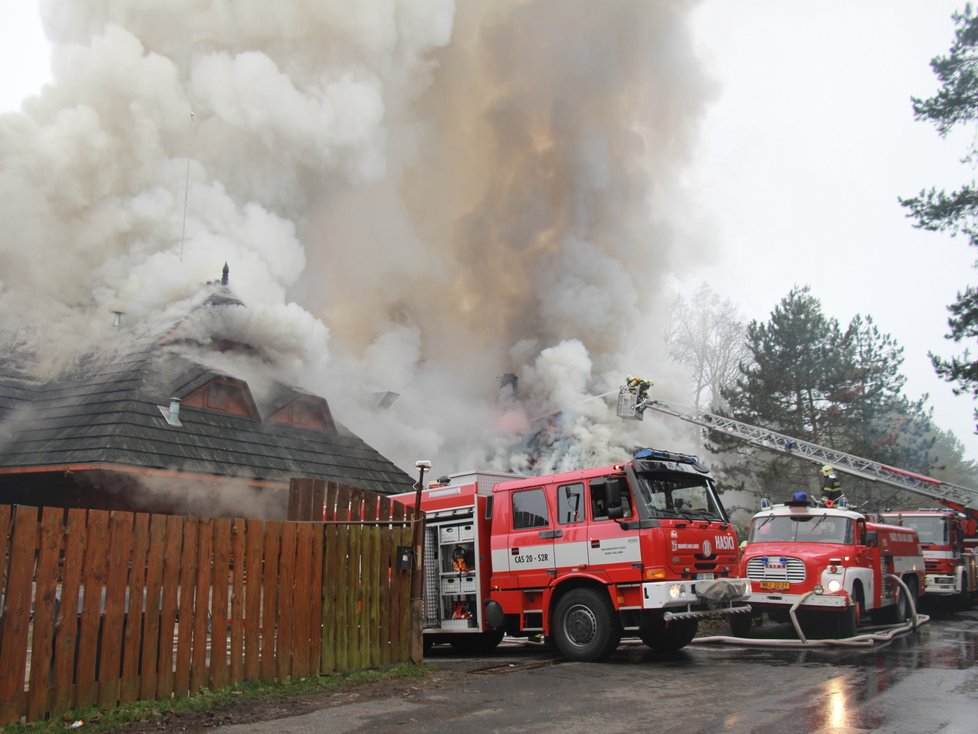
[0,294,414,496]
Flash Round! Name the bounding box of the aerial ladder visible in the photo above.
[616,382,978,524]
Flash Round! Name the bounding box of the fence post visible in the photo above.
[409,461,430,664]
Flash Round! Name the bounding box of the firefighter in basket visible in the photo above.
[819,464,843,506]
[625,375,652,403]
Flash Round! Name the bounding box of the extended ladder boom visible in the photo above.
[618,388,978,516]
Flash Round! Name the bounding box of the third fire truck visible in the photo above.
[394,448,751,662]
[878,508,977,604]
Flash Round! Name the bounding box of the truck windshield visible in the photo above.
[632,472,724,521]
[749,514,853,544]
[881,515,947,545]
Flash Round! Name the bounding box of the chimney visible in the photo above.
[112,311,124,328]
[221,262,229,286]
[159,397,183,427]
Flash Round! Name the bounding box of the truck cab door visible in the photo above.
[507,486,558,589]
[586,476,639,582]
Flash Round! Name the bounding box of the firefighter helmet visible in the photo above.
[820,464,834,477]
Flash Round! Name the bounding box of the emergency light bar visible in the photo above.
[633,447,700,465]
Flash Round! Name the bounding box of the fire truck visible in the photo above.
[393,449,751,662]
[737,493,924,636]
[877,508,977,604]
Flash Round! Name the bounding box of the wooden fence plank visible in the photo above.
[259,522,281,680]
[74,509,109,709]
[243,520,264,681]
[210,518,232,691]
[51,508,85,714]
[377,496,393,666]
[229,518,246,684]
[98,512,133,708]
[137,513,166,703]
[311,480,326,524]
[287,479,301,522]
[120,513,149,704]
[321,519,340,674]
[276,522,298,681]
[174,518,199,698]
[291,522,313,678]
[308,521,324,675]
[0,506,39,724]
[348,495,364,670]
[0,505,11,601]
[156,514,184,701]
[26,508,64,720]
[362,498,380,669]
[190,519,212,695]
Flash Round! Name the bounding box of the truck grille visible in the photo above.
[746,556,806,584]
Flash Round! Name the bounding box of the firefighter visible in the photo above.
[820,464,842,505]
[626,375,652,402]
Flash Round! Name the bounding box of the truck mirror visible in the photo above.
[864,530,878,548]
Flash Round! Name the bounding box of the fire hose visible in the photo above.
[691,574,929,649]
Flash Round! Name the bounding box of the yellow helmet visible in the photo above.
[821,465,834,476]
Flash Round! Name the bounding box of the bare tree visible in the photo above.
[666,283,749,411]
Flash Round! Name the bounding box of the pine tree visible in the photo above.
[901,5,978,429]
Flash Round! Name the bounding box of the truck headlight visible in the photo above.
[669,584,683,600]
[827,579,842,593]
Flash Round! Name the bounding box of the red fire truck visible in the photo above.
[736,493,925,637]
[394,448,751,662]
[878,509,977,605]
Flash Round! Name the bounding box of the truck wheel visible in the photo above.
[639,616,698,652]
[449,630,505,655]
[873,584,910,625]
[836,605,858,638]
[552,588,621,662]
[728,612,752,637]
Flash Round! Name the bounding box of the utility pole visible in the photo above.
[409,460,431,663]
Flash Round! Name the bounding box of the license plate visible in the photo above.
[760,581,790,591]
[696,572,715,580]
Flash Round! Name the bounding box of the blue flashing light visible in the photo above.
[792,492,808,502]
[632,447,699,464]
[760,497,771,509]
[838,497,848,509]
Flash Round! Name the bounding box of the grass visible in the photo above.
[1,664,429,734]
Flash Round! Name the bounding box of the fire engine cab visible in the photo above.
[395,448,751,662]
[738,493,925,637]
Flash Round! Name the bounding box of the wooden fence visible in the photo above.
[0,479,415,725]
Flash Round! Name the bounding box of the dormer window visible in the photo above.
[182,377,258,420]
[269,396,336,432]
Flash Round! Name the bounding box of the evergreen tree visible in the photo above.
[714,287,938,509]
[901,5,978,429]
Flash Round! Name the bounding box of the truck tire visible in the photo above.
[873,580,912,625]
[552,588,621,662]
[639,616,698,652]
[449,630,505,654]
[836,605,858,638]
[728,612,752,637]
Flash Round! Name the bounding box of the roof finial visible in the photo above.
[221,262,229,286]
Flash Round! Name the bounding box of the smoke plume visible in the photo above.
[1,0,715,476]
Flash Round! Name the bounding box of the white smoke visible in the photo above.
[1,0,714,475]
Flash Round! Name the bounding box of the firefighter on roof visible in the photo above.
[820,464,842,505]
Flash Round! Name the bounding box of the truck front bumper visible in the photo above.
[746,590,849,610]
[924,574,959,595]
[642,578,752,620]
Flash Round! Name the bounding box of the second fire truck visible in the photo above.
[737,493,924,636]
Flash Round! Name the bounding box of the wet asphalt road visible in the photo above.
[213,604,978,734]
